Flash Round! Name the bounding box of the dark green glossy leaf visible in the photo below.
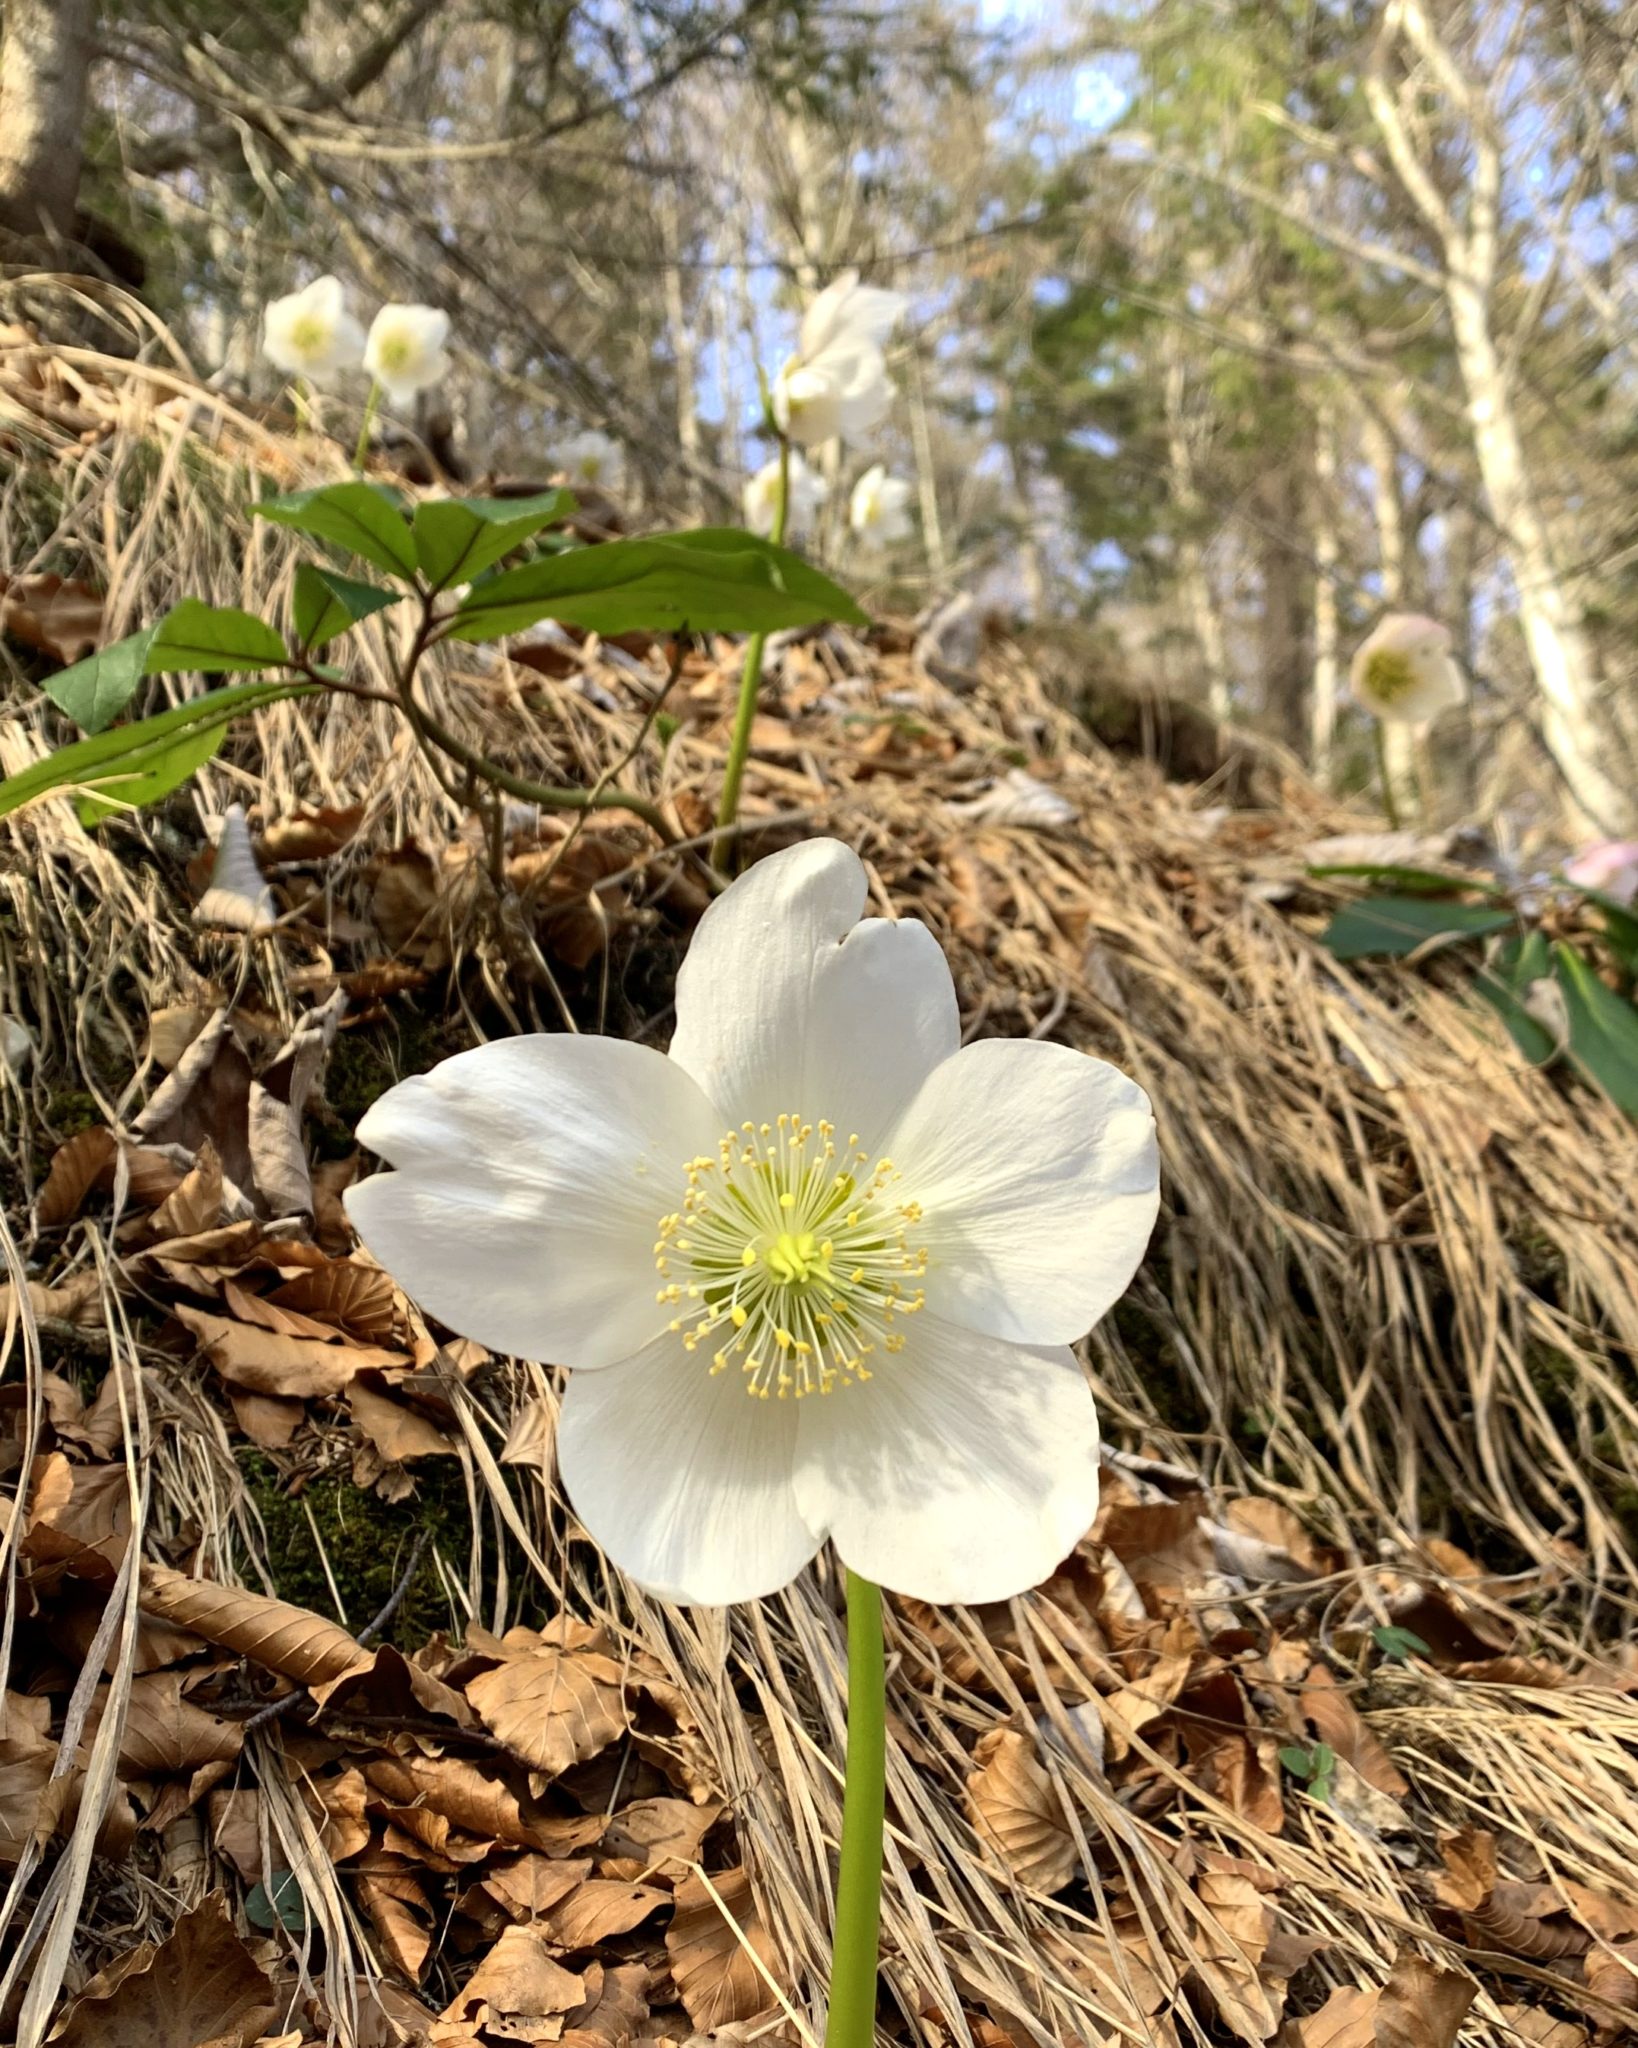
[1321,895,1513,962]
[445,527,867,642]
[146,599,289,675]
[252,481,418,579]
[245,1871,308,1931]
[0,680,316,826]
[1307,861,1504,898]
[1473,930,1557,1067]
[1371,1624,1431,1663]
[1553,940,1638,1119]
[292,565,401,652]
[39,626,159,733]
[1567,883,1638,977]
[412,490,576,592]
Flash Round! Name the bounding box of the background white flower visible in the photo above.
[347,839,1159,1609]
[850,465,915,549]
[555,428,625,494]
[1349,613,1466,725]
[771,271,908,447]
[363,302,452,407]
[743,453,827,539]
[261,276,366,384]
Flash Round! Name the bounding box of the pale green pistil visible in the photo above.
[1363,646,1417,704]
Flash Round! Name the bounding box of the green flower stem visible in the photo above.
[714,438,791,868]
[1372,720,1403,832]
[827,1570,886,2048]
[353,378,383,472]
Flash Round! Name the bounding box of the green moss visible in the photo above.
[44,1089,102,1137]
[317,1004,470,1153]
[237,1448,474,1645]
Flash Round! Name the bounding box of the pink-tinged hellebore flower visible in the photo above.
[261,276,366,383]
[1349,613,1466,724]
[363,303,452,407]
[743,453,827,539]
[1563,839,1638,905]
[772,271,908,448]
[346,840,1158,1607]
[849,464,915,550]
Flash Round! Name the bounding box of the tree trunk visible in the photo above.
[1257,447,1309,756]
[1447,278,1636,834]
[1310,399,1340,783]
[0,0,95,245]
[1360,411,1417,820]
[1163,339,1231,720]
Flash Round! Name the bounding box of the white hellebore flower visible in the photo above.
[347,839,1159,1608]
[1349,613,1466,725]
[261,275,366,384]
[850,465,915,550]
[363,302,452,407]
[743,453,828,540]
[772,270,908,448]
[556,429,626,495]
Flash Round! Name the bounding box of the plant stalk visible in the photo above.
[826,1570,886,2048]
[1372,719,1403,832]
[714,437,791,867]
[353,378,382,472]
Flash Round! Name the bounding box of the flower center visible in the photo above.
[377,331,415,373]
[654,1113,927,1400]
[290,314,327,354]
[1362,647,1418,704]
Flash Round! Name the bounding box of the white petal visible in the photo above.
[558,1334,819,1604]
[886,1038,1158,1345]
[345,1034,720,1367]
[303,275,346,321]
[801,272,906,357]
[668,840,958,1144]
[793,1315,1100,1603]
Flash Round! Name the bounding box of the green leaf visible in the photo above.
[146,599,289,674]
[0,680,316,827]
[292,565,401,652]
[1568,884,1638,977]
[445,527,867,642]
[252,480,418,579]
[245,1871,308,1932]
[1307,861,1505,898]
[1553,941,1638,1119]
[1321,895,1513,962]
[1372,1624,1431,1663]
[1473,931,1557,1067]
[1277,1745,1315,1780]
[412,489,577,592]
[39,626,159,733]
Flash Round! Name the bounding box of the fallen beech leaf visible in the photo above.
[258,803,366,863]
[966,1726,1079,1893]
[1494,2007,1588,2048]
[36,1125,118,1227]
[364,1756,601,1856]
[227,1389,305,1448]
[174,1301,405,1398]
[543,1877,668,1947]
[0,1690,68,1864]
[130,1008,257,1201]
[482,1854,596,1920]
[357,1870,433,1981]
[146,1003,216,1071]
[1,571,105,663]
[45,1890,276,2048]
[0,1271,104,1330]
[601,1795,721,1873]
[247,990,346,1216]
[1288,1949,1475,2048]
[664,1868,782,2031]
[269,1258,398,1343]
[311,1644,476,1727]
[465,1633,628,1775]
[109,1670,242,1777]
[138,1561,368,1687]
[444,1925,586,2034]
[146,1137,228,1241]
[1098,1496,1214,1595]
[24,1452,131,1584]
[559,1961,650,2048]
[348,1379,455,1462]
[309,1767,371,1864]
[1300,1665,1408,1799]
[222,1276,342,1343]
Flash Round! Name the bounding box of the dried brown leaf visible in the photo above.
[36,1126,117,1227]
[45,1890,276,2048]
[444,1926,586,2036]
[1284,1950,1475,2048]
[664,1868,782,2032]
[270,1259,398,1343]
[465,1634,628,1775]
[226,1390,305,1448]
[1300,1666,1408,1799]
[0,1690,68,1864]
[174,1302,405,1398]
[600,1796,721,1874]
[357,1870,434,1982]
[138,1560,368,1687]
[966,1727,1078,1894]
[558,1963,650,2048]
[348,1380,455,1462]
[259,804,366,864]
[1,571,105,663]
[482,1854,595,1921]
[110,1671,242,1778]
[543,1878,668,1948]
[363,1756,600,1856]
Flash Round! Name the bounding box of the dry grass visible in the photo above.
[4,287,1638,2047]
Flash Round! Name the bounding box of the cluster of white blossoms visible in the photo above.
[1349,612,1467,726]
[262,276,451,407]
[743,452,828,539]
[554,428,626,495]
[348,839,1159,1609]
